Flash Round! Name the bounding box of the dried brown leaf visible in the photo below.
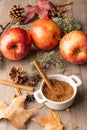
[0,95,35,129]
[32,109,63,130]
[0,100,8,119]
[24,0,54,23]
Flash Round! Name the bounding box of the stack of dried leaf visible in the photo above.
[0,95,63,130]
[9,66,27,84]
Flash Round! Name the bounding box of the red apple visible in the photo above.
[59,30,87,64]
[30,18,60,50]
[0,27,32,60]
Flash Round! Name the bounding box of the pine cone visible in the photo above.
[8,5,25,24]
[48,7,62,18]
[25,94,35,102]
[28,74,42,86]
[9,66,27,84]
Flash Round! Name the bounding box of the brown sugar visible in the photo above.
[42,79,74,102]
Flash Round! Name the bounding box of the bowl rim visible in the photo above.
[40,74,77,104]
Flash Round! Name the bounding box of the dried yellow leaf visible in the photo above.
[0,95,35,129]
[32,109,63,130]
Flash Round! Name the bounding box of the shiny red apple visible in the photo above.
[30,18,60,50]
[0,27,32,60]
[59,30,87,64]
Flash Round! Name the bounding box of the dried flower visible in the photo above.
[9,66,27,84]
[53,17,82,37]
[31,51,66,74]
[9,22,29,31]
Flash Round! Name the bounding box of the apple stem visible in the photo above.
[55,36,61,41]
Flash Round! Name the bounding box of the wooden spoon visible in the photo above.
[33,60,52,89]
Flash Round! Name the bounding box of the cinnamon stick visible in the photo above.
[0,79,34,92]
[33,60,52,89]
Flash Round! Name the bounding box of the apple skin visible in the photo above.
[0,27,32,60]
[59,30,87,64]
[30,18,60,50]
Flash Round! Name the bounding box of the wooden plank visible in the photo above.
[0,0,87,130]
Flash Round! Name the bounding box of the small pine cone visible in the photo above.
[8,5,25,24]
[48,7,58,18]
[28,74,41,86]
[48,7,61,18]
[9,66,27,84]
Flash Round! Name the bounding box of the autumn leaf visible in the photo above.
[24,0,54,23]
[0,95,35,129]
[32,109,63,130]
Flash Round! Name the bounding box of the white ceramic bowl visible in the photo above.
[34,74,82,110]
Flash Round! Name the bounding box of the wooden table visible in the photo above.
[0,0,87,130]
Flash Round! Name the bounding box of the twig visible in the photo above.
[0,22,10,35]
[15,88,22,96]
[64,109,73,127]
[55,0,73,7]
[72,126,79,130]
[60,8,67,13]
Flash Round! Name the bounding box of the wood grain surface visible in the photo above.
[0,0,87,130]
